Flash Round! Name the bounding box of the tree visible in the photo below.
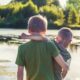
[68,0,80,10]
[68,4,78,25]
[40,5,64,28]
[21,1,38,18]
[54,8,65,27]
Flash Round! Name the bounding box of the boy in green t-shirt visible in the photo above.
[16,15,68,80]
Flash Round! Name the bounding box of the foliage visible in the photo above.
[40,5,64,27]
[0,0,80,29]
[68,5,78,25]
[68,0,80,10]
[0,1,39,28]
[21,1,38,18]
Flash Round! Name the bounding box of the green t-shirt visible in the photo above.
[16,40,60,80]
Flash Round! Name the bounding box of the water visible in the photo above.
[0,29,80,80]
[0,43,17,80]
[65,46,80,80]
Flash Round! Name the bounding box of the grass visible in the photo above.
[0,66,16,76]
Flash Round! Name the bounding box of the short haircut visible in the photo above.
[28,15,47,33]
[58,27,72,40]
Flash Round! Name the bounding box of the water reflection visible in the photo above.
[0,43,17,80]
[69,43,80,53]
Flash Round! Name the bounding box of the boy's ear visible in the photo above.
[56,36,62,42]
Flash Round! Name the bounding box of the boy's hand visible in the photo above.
[19,33,29,39]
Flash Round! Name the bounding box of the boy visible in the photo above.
[16,15,68,80]
[52,28,72,80]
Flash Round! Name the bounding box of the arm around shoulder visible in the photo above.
[54,54,69,78]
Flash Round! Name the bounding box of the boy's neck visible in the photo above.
[31,32,45,36]
[29,33,46,41]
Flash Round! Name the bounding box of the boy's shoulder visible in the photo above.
[19,40,56,48]
[46,39,56,45]
[19,41,31,48]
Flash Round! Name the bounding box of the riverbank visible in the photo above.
[0,34,80,46]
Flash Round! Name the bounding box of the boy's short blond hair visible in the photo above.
[28,15,47,32]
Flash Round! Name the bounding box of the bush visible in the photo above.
[40,5,59,20]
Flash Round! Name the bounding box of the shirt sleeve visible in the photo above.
[48,41,60,57]
[15,45,25,66]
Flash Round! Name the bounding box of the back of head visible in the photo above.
[57,27,73,48]
[28,15,47,33]
[58,27,72,40]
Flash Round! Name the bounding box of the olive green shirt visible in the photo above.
[16,40,60,80]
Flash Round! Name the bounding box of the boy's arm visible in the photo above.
[62,58,71,78]
[54,54,69,78]
[19,33,46,40]
[17,66,24,80]
[50,42,69,78]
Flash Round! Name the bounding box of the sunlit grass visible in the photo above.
[0,66,16,76]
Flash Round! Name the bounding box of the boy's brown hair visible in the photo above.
[58,27,72,40]
[28,15,47,33]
